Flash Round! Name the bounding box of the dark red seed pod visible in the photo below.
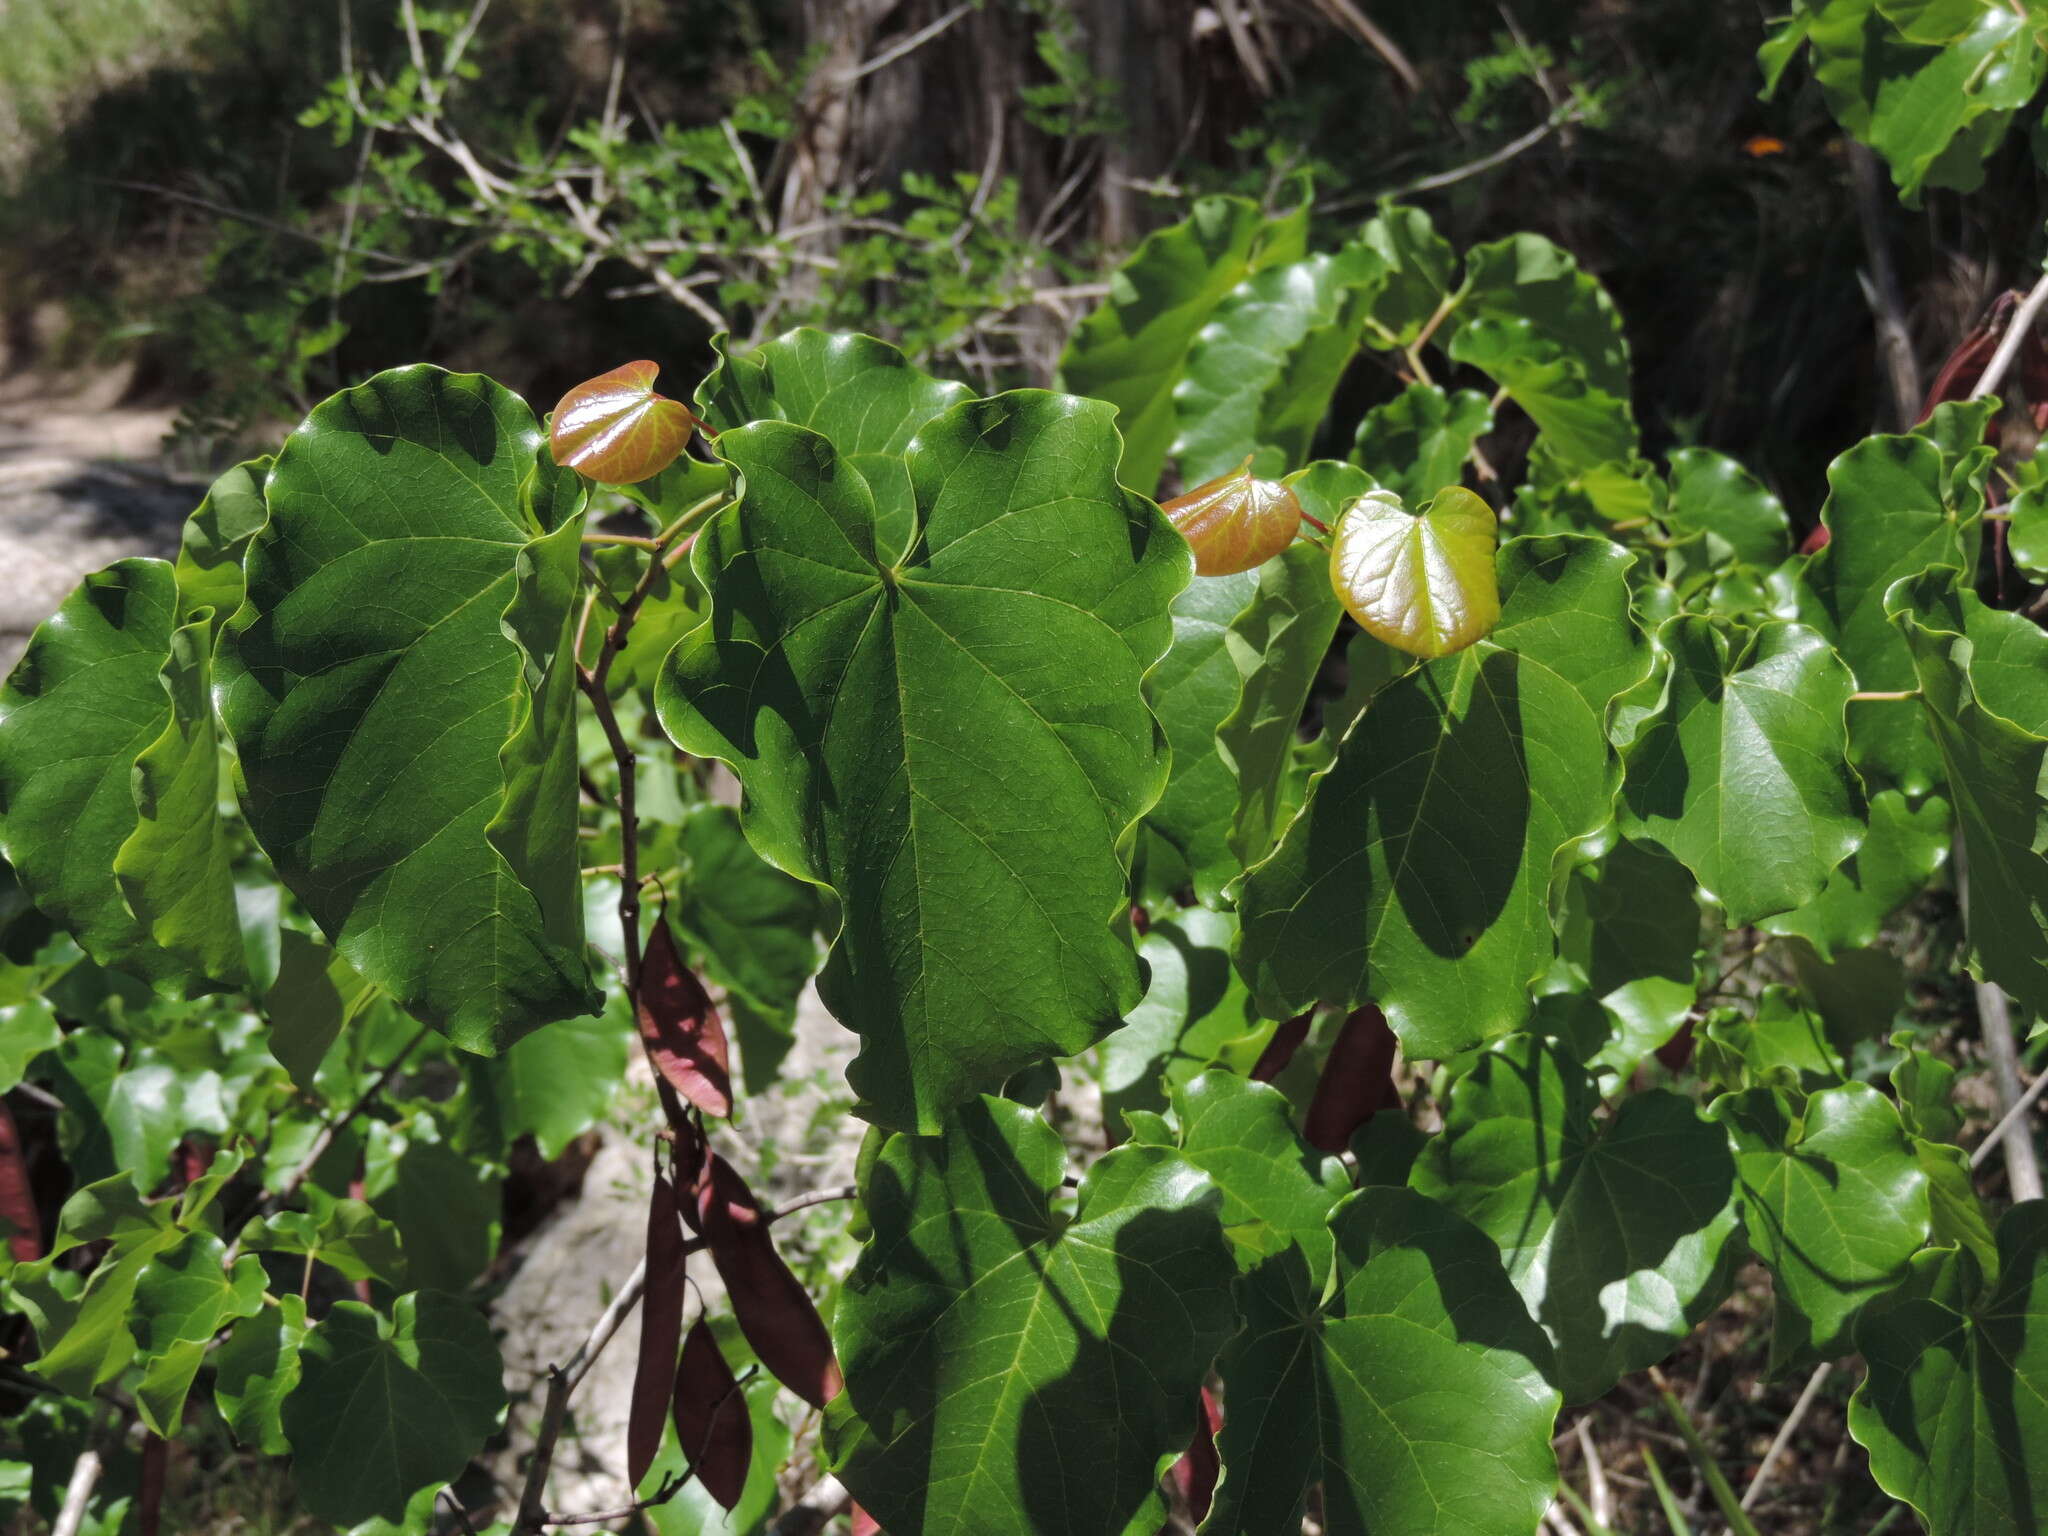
[693,1154,843,1409]
[672,1317,753,1511]
[1303,1004,1400,1153]
[1249,1011,1313,1084]
[1168,1386,1222,1527]
[637,917,734,1119]
[627,1169,689,1490]
[0,1101,42,1264]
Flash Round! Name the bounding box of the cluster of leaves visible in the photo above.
[4,77,2048,1536]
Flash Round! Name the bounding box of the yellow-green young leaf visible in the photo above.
[658,390,1186,1131]
[1330,485,1501,660]
[218,367,601,1053]
[548,360,698,485]
[1159,461,1304,576]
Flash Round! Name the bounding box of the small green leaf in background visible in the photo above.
[173,456,270,621]
[460,997,631,1160]
[1619,618,1864,925]
[1555,835,1700,1073]
[1356,203,1458,349]
[659,391,1186,1131]
[219,366,601,1052]
[1204,1186,1561,1536]
[1697,987,1846,1094]
[215,1296,308,1454]
[0,560,187,988]
[1096,908,1263,1121]
[131,1232,266,1435]
[1801,430,1976,792]
[1412,1034,1739,1402]
[1240,536,1646,1060]
[1058,195,1303,495]
[263,930,378,1097]
[1329,485,1500,659]
[1663,447,1792,567]
[1352,383,1494,506]
[0,999,59,1093]
[1890,573,2048,1018]
[368,1133,499,1295]
[242,1191,408,1288]
[1851,1203,2048,1536]
[280,1293,507,1527]
[826,1096,1235,1536]
[1710,1082,1930,1366]
[548,359,698,485]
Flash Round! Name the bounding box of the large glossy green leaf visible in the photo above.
[1173,247,1382,484]
[1146,570,1260,901]
[1352,384,1493,506]
[280,1292,507,1526]
[1709,1082,1930,1365]
[1889,574,2048,1017]
[695,328,971,559]
[1412,1035,1739,1402]
[1238,536,1647,1058]
[1801,430,1978,792]
[657,392,1185,1131]
[1851,1202,2048,1535]
[1761,787,1950,956]
[1619,618,1864,924]
[218,366,600,1053]
[0,561,186,986]
[825,1096,1236,1536]
[1203,1186,1560,1536]
[1217,471,1352,866]
[1058,197,1302,495]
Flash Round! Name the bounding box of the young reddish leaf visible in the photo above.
[628,1169,689,1489]
[850,1504,883,1536]
[671,1317,752,1512]
[692,1154,842,1409]
[139,1430,166,1536]
[1329,486,1500,659]
[637,918,734,1119]
[1160,460,1303,575]
[1249,1011,1312,1084]
[548,360,698,485]
[1654,1020,1697,1074]
[1168,1386,1222,1527]
[1303,1004,1400,1153]
[0,1101,41,1263]
[1918,292,2011,423]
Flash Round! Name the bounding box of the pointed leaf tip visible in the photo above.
[550,360,699,484]
[1160,460,1303,575]
[1330,484,1500,658]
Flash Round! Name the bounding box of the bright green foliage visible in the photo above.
[172,457,271,620]
[1851,1203,2048,1536]
[1239,537,1647,1059]
[214,1296,308,1455]
[659,391,1185,1131]
[0,561,203,989]
[1413,1035,1739,1402]
[1203,1187,1561,1536]
[1891,574,2048,1016]
[1801,426,1982,792]
[1057,196,1303,495]
[1147,571,1262,899]
[219,366,601,1052]
[280,1292,507,1525]
[1663,448,1792,567]
[1096,909,1264,1119]
[1328,486,1501,658]
[1762,787,1950,955]
[130,1233,266,1435]
[1711,1083,1931,1364]
[1619,619,1864,924]
[825,1097,1235,1536]
[1353,384,1494,505]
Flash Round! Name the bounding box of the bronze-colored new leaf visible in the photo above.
[1160,460,1302,575]
[1329,485,1500,657]
[549,360,698,485]
[672,1317,753,1511]
[637,918,734,1118]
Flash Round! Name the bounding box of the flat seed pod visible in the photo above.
[1329,485,1500,658]
[1160,460,1302,575]
[549,360,698,484]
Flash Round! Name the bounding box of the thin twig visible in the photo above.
[1574,1416,1614,1530]
[1972,1063,2048,1171]
[1970,264,2048,403]
[836,2,974,84]
[1740,1362,1830,1511]
[542,1472,686,1526]
[1973,978,2045,1199]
